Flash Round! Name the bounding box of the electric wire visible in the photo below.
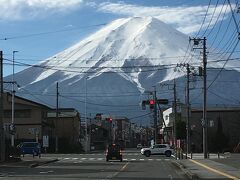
[195,0,213,37]
[0,23,107,41]
[201,0,220,37]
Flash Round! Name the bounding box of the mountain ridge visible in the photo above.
[4,17,240,124]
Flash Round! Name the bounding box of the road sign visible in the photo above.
[43,135,49,147]
[157,99,168,104]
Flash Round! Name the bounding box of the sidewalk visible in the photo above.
[0,155,58,168]
[172,153,240,179]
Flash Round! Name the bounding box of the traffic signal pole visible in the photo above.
[173,79,177,159]
[153,88,157,144]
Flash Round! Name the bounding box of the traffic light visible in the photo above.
[95,113,102,120]
[142,100,146,110]
[149,99,155,110]
[106,118,113,123]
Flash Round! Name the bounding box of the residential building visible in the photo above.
[114,117,131,148]
[2,92,51,145]
[46,108,81,152]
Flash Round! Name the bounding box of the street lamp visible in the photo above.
[11,50,18,147]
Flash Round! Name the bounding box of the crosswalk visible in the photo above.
[47,153,141,156]
[52,157,171,162]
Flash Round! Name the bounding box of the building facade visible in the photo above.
[162,105,240,152]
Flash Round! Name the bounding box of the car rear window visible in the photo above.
[108,144,120,151]
[23,143,37,147]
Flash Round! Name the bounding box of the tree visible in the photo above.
[176,120,186,140]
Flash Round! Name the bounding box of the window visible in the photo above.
[4,110,31,118]
[159,145,167,148]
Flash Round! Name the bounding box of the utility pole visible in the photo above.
[176,63,191,155]
[153,87,157,144]
[202,37,208,159]
[0,51,5,162]
[190,37,208,158]
[11,50,18,147]
[85,77,88,153]
[173,79,177,159]
[55,82,59,153]
[186,63,190,155]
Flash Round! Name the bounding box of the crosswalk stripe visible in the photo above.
[53,157,171,162]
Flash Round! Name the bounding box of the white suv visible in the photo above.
[140,144,173,157]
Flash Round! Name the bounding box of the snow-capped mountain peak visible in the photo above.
[31,17,191,86]
[5,17,240,123]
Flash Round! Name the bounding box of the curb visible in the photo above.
[30,159,59,168]
[171,160,199,180]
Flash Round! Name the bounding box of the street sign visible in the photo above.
[157,99,169,104]
[43,135,49,147]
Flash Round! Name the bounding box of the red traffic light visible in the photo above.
[149,99,155,105]
[106,118,113,122]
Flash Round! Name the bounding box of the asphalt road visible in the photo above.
[0,149,186,179]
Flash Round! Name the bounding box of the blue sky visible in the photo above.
[0,0,238,77]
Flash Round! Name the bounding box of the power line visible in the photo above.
[0,23,107,41]
[195,0,213,37]
[207,40,240,88]
[201,0,221,37]
[60,95,139,108]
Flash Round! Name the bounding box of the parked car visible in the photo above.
[137,144,143,149]
[106,144,123,162]
[18,142,41,157]
[141,144,173,157]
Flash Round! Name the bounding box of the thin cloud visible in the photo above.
[97,2,231,34]
[0,0,83,21]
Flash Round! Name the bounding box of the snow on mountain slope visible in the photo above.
[29,17,191,87]
[4,17,240,123]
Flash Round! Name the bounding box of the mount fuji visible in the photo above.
[4,17,240,124]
